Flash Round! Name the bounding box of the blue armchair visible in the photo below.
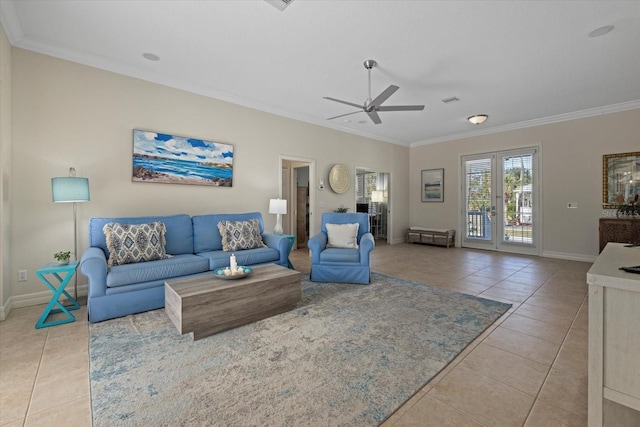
[307,212,375,284]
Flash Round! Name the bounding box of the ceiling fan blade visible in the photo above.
[367,110,382,125]
[327,110,362,121]
[323,97,364,109]
[370,85,399,107]
[377,105,425,111]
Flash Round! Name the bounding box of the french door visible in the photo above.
[461,147,539,256]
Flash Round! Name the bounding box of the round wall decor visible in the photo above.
[329,164,350,194]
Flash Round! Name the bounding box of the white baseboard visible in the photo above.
[0,285,87,321]
[0,296,12,321]
[542,250,597,263]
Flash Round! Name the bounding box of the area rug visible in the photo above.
[89,273,511,426]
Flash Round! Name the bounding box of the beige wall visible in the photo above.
[0,25,12,319]
[9,48,410,301]
[7,44,640,308]
[409,109,640,260]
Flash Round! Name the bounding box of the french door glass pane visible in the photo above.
[465,158,492,241]
[501,154,533,244]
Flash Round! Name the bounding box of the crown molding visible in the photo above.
[410,100,640,147]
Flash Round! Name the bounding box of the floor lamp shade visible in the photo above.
[269,198,287,235]
[51,177,90,203]
[51,172,90,301]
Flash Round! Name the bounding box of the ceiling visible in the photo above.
[2,1,640,147]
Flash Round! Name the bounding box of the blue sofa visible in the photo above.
[80,212,291,323]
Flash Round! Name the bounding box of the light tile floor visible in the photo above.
[1,243,638,426]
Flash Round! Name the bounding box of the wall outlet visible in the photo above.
[567,203,579,209]
[18,270,28,281]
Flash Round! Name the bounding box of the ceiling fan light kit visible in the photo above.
[324,59,425,125]
[468,114,488,125]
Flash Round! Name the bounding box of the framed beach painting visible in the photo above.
[132,130,233,187]
[421,168,444,202]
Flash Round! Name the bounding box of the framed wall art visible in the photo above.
[132,130,233,187]
[421,168,444,202]
[602,151,640,208]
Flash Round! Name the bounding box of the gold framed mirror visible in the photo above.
[602,151,640,209]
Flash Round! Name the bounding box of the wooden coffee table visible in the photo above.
[165,264,301,340]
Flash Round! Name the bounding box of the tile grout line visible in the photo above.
[23,328,49,426]
[520,291,589,425]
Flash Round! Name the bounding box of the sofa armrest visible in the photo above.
[262,233,291,266]
[80,247,108,298]
[359,232,375,265]
[307,232,328,263]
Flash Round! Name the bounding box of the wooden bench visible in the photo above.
[407,227,455,248]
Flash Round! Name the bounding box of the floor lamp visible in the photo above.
[52,167,90,300]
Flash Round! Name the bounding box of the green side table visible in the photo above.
[35,261,80,329]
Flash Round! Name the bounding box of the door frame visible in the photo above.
[355,166,392,245]
[459,145,541,256]
[279,155,316,246]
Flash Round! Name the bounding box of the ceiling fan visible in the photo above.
[324,59,425,125]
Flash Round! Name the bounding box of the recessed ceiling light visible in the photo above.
[442,96,460,104]
[468,114,488,125]
[588,25,615,38]
[343,119,352,123]
[142,53,160,61]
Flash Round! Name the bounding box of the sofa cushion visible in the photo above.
[89,214,194,257]
[319,248,361,264]
[192,212,266,253]
[217,219,266,252]
[197,247,280,270]
[106,254,209,288]
[103,221,172,267]
[326,223,359,249]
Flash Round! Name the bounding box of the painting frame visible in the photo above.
[602,151,640,209]
[421,168,444,202]
[132,129,234,187]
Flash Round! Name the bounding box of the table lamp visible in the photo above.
[269,198,287,235]
[52,167,90,300]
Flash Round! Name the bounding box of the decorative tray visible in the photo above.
[213,266,253,280]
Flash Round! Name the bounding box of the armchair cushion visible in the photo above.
[320,248,360,263]
[326,223,359,248]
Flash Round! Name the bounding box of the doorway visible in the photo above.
[280,156,315,251]
[460,147,540,256]
[355,168,390,243]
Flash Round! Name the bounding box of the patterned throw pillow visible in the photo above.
[103,221,172,267]
[217,219,266,252]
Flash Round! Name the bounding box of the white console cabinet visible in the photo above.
[587,243,640,426]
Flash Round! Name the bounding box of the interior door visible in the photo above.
[461,148,539,255]
[296,186,308,248]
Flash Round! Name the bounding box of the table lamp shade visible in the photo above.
[51,177,90,203]
[269,198,287,235]
[269,198,287,215]
[371,190,384,203]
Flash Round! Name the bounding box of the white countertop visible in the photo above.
[587,242,640,292]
